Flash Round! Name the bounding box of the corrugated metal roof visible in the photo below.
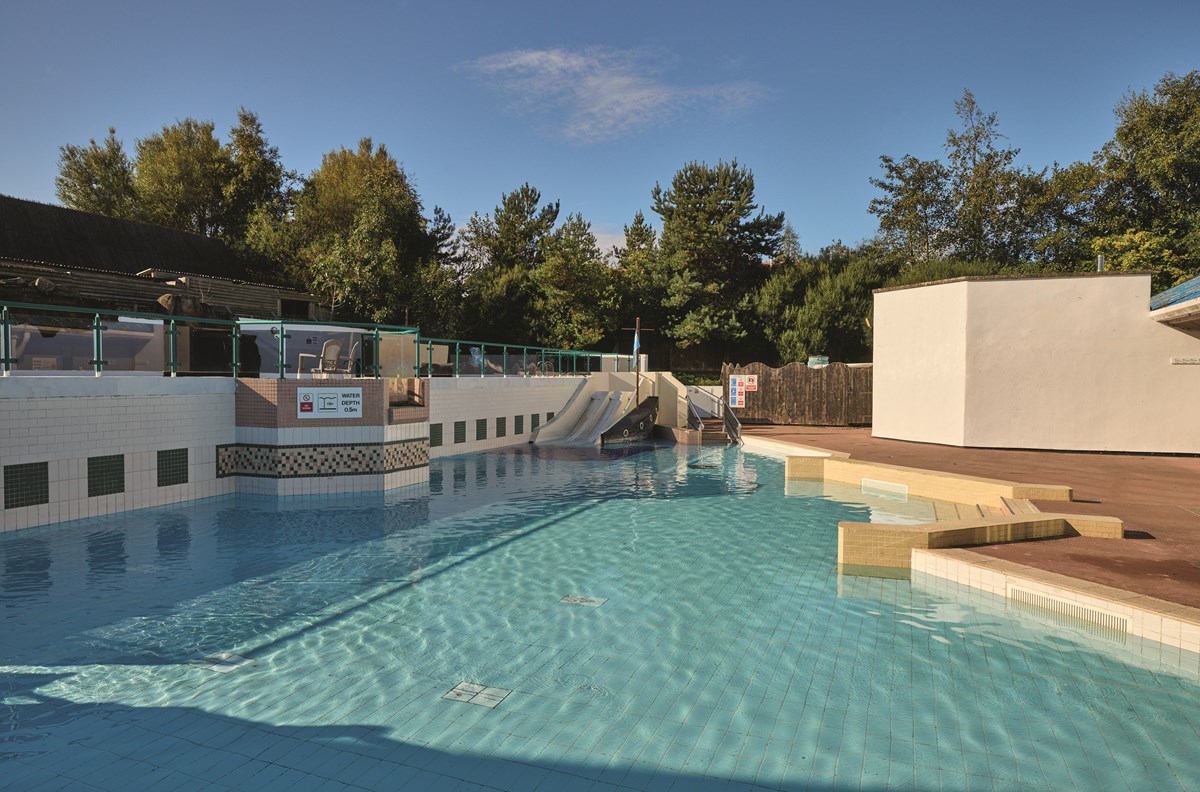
[1150,274,1200,310]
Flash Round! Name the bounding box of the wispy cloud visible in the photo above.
[464,47,767,143]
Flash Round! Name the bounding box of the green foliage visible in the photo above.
[55,128,137,218]
[671,371,722,386]
[461,184,561,342]
[134,118,230,236]
[776,246,897,363]
[289,139,431,322]
[869,154,949,263]
[1097,71,1200,278]
[222,108,290,243]
[884,258,998,288]
[650,159,783,346]
[532,214,618,348]
[1092,230,1190,292]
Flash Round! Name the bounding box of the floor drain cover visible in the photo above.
[442,682,511,708]
[189,653,254,673]
[561,594,607,607]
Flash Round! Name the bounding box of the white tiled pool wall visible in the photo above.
[911,548,1200,666]
[427,376,584,457]
[0,378,235,532]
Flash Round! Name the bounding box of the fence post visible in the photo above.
[167,319,178,376]
[0,305,11,375]
[231,324,241,378]
[371,328,381,378]
[503,345,508,377]
[427,340,434,377]
[479,344,486,378]
[89,313,107,376]
[522,347,527,376]
[454,342,460,376]
[276,323,289,378]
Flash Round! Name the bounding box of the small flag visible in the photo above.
[632,330,640,358]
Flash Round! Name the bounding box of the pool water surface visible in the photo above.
[1,443,1198,791]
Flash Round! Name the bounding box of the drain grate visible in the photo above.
[561,594,608,607]
[189,653,255,673]
[1007,586,1129,639]
[442,682,511,708]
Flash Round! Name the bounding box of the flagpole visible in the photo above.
[634,316,641,406]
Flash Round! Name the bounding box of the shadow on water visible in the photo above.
[0,671,858,791]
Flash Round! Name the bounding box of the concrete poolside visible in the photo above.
[741,425,1200,609]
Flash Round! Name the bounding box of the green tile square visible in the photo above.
[476,418,487,441]
[157,448,188,487]
[496,416,507,438]
[453,421,466,444]
[88,454,125,497]
[429,423,443,448]
[4,461,49,509]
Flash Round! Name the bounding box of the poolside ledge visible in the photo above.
[782,454,1122,572]
[785,455,1072,507]
[837,512,1124,570]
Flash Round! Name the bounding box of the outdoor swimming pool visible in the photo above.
[1,444,1198,790]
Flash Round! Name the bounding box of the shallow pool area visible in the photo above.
[2,444,1198,790]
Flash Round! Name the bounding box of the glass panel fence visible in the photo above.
[8,313,98,374]
[102,317,165,374]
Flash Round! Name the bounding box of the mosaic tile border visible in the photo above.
[217,438,429,479]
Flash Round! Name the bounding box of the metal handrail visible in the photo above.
[0,298,636,379]
[686,398,705,431]
[720,395,743,445]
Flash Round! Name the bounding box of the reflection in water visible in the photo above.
[1,536,52,600]
[86,529,126,584]
[155,514,191,563]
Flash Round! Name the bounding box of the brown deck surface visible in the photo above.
[742,425,1200,609]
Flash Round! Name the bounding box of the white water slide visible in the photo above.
[535,390,634,446]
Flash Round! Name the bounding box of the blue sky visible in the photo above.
[2,0,1198,254]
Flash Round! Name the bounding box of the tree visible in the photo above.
[134,118,231,236]
[1092,230,1190,292]
[868,154,950,264]
[404,206,464,335]
[614,210,662,328]
[460,183,559,273]
[869,90,1043,269]
[223,108,289,243]
[55,127,137,218]
[1095,70,1200,279]
[289,139,430,321]
[776,245,896,363]
[1024,161,1102,270]
[531,213,618,348]
[460,184,560,341]
[650,160,784,347]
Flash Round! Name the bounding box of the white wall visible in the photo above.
[873,274,1200,453]
[872,280,969,446]
[427,376,585,457]
[0,377,235,532]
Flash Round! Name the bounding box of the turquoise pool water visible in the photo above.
[1,444,1198,791]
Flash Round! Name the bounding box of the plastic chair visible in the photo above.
[298,339,343,377]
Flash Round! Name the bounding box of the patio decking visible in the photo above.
[742,425,1200,609]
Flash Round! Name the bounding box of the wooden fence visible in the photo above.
[721,361,872,426]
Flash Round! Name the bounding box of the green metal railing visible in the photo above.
[413,337,634,378]
[0,300,636,378]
